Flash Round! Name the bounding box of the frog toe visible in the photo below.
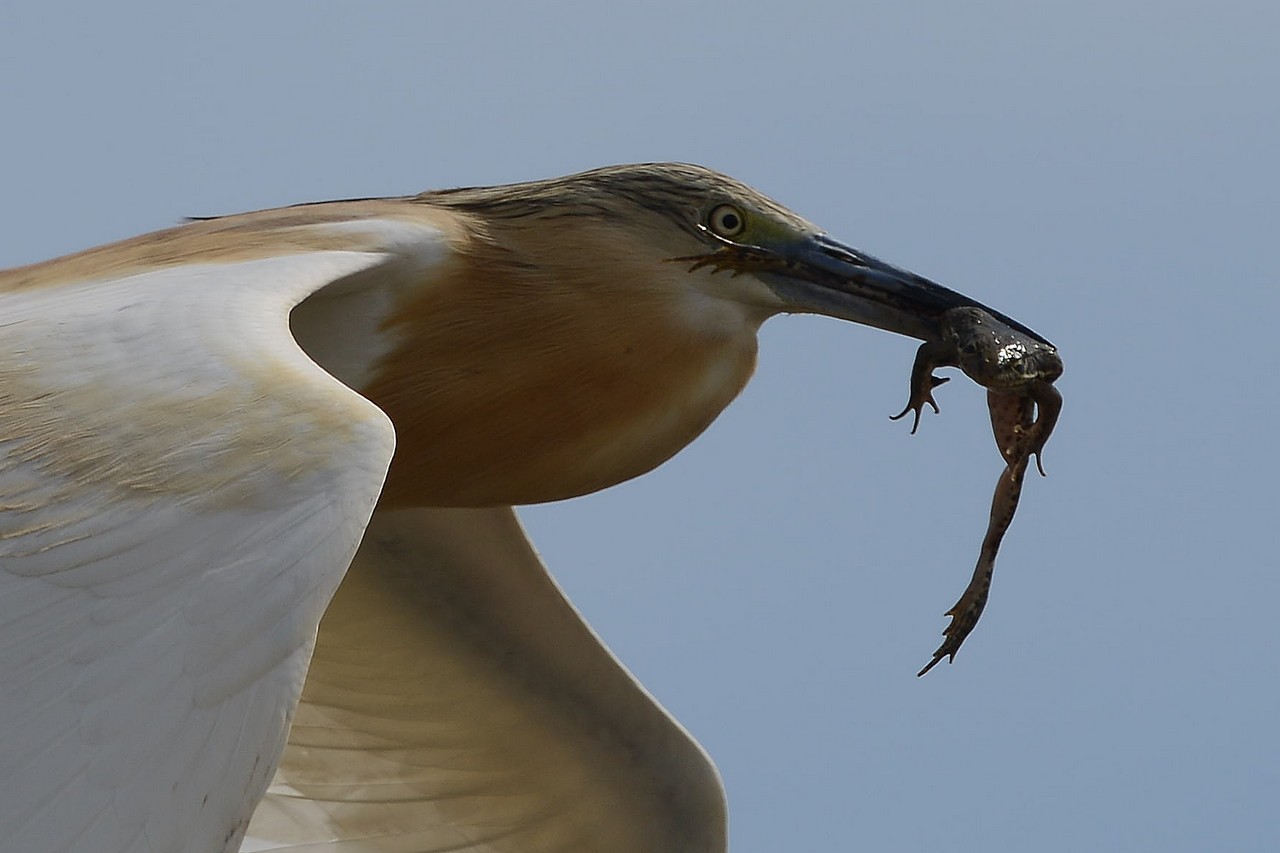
[890,375,949,434]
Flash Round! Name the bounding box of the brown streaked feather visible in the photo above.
[424,162,812,236]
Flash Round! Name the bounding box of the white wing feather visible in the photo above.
[0,250,398,852]
[244,507,726,853]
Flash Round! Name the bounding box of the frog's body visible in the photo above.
[894,306,1062,461]
[892,306,1064,675]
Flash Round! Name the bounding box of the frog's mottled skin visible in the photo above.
[893,307,1062,460]
[892,306,1064,676]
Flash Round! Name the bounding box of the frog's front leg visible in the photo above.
[890,339,954,434]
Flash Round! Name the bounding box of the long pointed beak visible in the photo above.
[758,233,1053,345]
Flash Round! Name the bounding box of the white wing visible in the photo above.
[244,506,725,853]
[0,246,398,852]
[1,205,726,852]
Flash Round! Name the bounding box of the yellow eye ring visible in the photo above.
[707,204,747,238]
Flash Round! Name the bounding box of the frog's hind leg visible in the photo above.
[918,452,1029,676]
[987,390,1033,464]
[989,385,1062,476]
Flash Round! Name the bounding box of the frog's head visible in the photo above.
[944,307,1063,392]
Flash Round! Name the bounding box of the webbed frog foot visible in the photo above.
[917,576,991,677]
[890,374,949,434]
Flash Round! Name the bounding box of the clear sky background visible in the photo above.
[2,2,1276,851]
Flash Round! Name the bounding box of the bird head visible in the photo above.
[427,163,1052,346]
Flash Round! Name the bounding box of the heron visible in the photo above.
[0,164,1044,852]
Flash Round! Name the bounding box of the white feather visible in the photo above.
[242,507,725,853]
[1,210,727,853]
[0,251,396,852]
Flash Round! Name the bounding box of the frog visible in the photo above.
[891,306,1064,676]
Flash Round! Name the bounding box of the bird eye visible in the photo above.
[707,204,747,238]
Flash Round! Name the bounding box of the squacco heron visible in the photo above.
[0,164,1044,852]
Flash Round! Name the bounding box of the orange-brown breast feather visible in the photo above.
[366,221,761,507]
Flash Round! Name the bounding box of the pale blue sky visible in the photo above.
[3,2,1276,850]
